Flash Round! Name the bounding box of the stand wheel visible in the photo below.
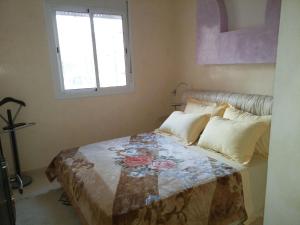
[10,175,32,189]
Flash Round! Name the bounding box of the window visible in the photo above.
[45,1,133,98]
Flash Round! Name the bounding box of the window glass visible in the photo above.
[56,11,97,90]
[93,14,127,88]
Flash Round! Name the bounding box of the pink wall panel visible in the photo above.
[197,0,281,64]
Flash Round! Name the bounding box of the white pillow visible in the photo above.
[198,116,267,164]
[184,98,228,116]
[223,106,271,158]
[158,111,210,145]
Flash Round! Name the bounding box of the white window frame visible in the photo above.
[44,0,134,99]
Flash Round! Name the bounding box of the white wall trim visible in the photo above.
[43,0,134,99]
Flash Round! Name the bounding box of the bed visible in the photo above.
[46,90,272,225]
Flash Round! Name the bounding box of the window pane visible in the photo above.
[56,11,97,90]
[93,14,127,88]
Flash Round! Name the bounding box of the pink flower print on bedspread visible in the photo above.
[151,160,176,170]
[123,155,177,171]
[124,155,153,167]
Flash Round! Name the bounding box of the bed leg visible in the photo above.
[58,192,71,206]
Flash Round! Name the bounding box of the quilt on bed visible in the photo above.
[46,132,247,225]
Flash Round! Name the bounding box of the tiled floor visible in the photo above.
[16,189,81,225]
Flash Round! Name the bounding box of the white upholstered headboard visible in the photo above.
[182,90,273,116]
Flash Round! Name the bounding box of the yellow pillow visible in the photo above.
[223,106,271,158]
[184,98,228,117]
[198,116,267,164]
[158,111,210,145]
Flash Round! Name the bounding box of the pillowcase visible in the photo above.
[223,106,271,158]
[198,116,267,164]
[157,111,210,145]
[184,98,228,117]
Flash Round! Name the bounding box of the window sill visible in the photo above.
[55,84,135,99]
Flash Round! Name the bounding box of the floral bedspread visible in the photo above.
[46,132,247,225]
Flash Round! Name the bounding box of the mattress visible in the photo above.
[239,154,267,225]
[46,132,266,225]
[188,145,267,225]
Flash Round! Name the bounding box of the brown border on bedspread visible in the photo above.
[46,133,247,225]
[46,147,90,225]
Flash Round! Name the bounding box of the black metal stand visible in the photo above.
[0,97,35,194]
[6,110,33,191]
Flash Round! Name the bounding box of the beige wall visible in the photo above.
[0,0,177,171]
[0,0,276,172]
[264,0,300,224]
[174,0,275,96]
